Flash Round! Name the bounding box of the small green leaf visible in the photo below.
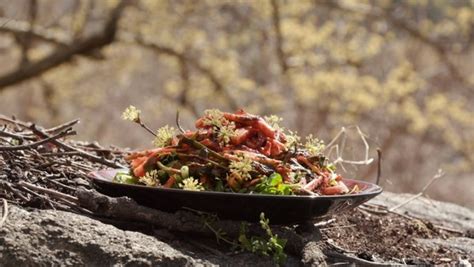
[269,173,282,186]
[113,172,137,184]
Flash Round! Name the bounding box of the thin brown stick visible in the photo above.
[18,181,78,203]
[77,147,127,154]
[325,239,356,254]
[29,124,125,169]
[433,224,464,235]
[1,182,29,202]
[313,218,336,227]
[358,205,388,215]
[48,179,77,192]
[45,119,80,134]
[16,184,43,199]
[134,118,157,137]
[362,200,465,235]
[320,224,357,231]
[0,128,75,151]
[0,114,31,128]
[0,17,71,46]
[40,151,82,157]
[0,116,79,137]
[376,148,382,185]
[176,110,186,134]
[389,169,445,212]
[324,250,395,267]
[0,198,8,228]
[0,130,29,141]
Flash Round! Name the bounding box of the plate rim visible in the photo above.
[88,168,383,200]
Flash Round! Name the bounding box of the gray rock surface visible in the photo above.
[416,237,474,255]
[1,191,473,266]
[0,205,275,267]
[370,191,474,231]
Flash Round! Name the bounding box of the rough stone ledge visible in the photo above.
[0,205,277,266]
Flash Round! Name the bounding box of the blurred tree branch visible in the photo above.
[0,0,130,90]
[270,0,288,74]
[122,33,239,111]
[71,0,92,39]
[0,17,70,47]
[317,0,473,92]
[13,0,37,67]
[178,56,198,117]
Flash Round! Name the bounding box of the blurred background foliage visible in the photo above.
[0,0,473,207]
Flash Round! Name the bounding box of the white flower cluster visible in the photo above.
[229,154,253,180]
[304,134,325,156]
[217,122,236,146]
[179,177,204,191]
[203,109,236,145]
[264,115,283,131]
[139,170,159,187]
[203,109,226,128]
[153,125,176,147]
[122,105,141,122]
[285,130,301,148]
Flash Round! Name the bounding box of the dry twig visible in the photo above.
[389,169,445,212]
[29,124,125,169]
[376,148,382,185]
[18,181,78,203]
[325,126,374,171]
[0,128,75,151]
[0,115,127,213]
[0,198,8,228]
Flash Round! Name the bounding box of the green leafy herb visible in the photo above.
[255,173,294,195]
[325,163,336,172]
[238,213,287,265]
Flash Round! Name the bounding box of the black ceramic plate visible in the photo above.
[88,169,382,224]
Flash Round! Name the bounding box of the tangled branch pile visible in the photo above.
[0,115,126,212]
